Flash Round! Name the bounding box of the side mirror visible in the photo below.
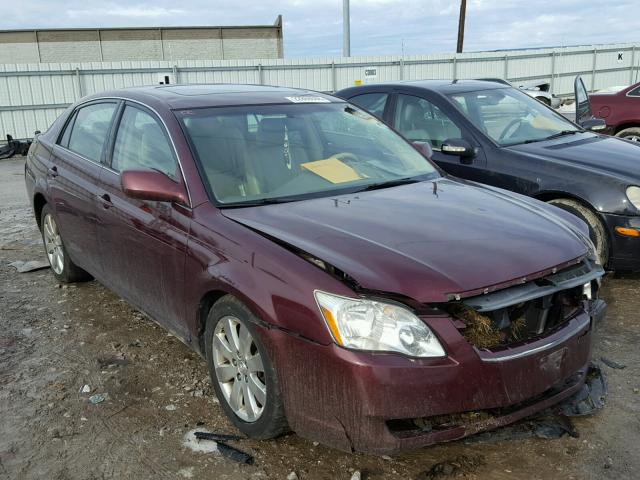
[441,138,475,163]
[412,141,434,160]
[121,170,189,205]
[581,118,607,132]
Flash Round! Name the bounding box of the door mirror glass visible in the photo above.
[441,138,475,159]
[121,170,188,205]
[574,76,592,125]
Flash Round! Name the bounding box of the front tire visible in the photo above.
[40,204,92,283]
[204,295,288,439]
[615,127,640,142]
[547,198,609,267]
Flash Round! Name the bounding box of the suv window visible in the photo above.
[111,105,178,178]
[394,94,461,149]
[349,93,389,119]
[64,102,117,162]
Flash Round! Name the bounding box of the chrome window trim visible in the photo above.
[56,95,193,208]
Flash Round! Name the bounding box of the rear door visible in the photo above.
[95,102,191,337]
[49,101,119,277]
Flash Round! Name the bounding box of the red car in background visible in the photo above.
[590,81,640,141]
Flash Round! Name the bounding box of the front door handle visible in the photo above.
[98,193,113,209]
[48,166,58,177]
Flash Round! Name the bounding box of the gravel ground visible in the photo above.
[1,156,639,480]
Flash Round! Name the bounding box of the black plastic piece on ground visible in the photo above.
[216,441,254,465]
[559,362,608,416]
[600,356,626,370]
[194,431,244,442]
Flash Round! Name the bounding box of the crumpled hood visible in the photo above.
[507,132,640,181]
[222,178,588,303]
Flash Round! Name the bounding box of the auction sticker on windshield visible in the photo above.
[285,96,331,103]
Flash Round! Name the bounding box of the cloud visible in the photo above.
[0,0,637,58]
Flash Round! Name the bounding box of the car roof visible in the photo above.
[339,79,509,96]
[84,84,343,109]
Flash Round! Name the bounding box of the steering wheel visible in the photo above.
[332,152,360,163]
[499,118,524,142]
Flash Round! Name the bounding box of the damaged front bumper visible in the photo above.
[260,259,605,455]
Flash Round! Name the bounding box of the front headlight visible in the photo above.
[314,291,445,358]
[626,186,640,210]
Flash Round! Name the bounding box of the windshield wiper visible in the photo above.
[219,197,294,208]
[543,130,582,141]
[354,177,422,192]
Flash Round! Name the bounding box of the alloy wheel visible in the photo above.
[212,316,267,422]
[43,213,64,274]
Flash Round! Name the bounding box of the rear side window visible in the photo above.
[349,93,389,119]
[111,105,177,179]
[63,103,117,163]
[628,86,640,97]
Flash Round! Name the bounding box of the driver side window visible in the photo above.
[394,94,461,149]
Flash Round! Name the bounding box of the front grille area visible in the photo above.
[442,259,602,350]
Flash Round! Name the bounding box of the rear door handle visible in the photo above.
[98,193,113,208]
[48,166,58,177]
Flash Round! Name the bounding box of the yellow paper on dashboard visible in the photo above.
[301,158,362,184]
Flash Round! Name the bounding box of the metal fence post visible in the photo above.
[400,58,405,81]
[630,46,636,84]
[503,55,508,80]
[452,56,457,80]
[172,65,179,84]
[550,51,556,94]
[331,61,336,92]
[258,63,263,85]
[591,48,597,91]
[75,68,83,99]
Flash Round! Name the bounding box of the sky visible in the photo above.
[1,0,638,58]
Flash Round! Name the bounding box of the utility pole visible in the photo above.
[343,0,351,57]
[456,0,466,54]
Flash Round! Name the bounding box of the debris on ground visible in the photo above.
[194,431,243,442]
[88,393,107,404]
[216,441,254,465]
[80,385,91,394]
[8,259,50,273]
[416,455,485,479]
[466,414,577,444]
[350,470,362,480]
[600,356,626,370]
[560,363,607,416]
[183,429,219,454]
[287,472,299,480]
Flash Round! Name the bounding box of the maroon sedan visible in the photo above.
[25,85,605,454]
[589,81,640,140]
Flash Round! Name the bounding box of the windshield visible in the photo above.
[177,103,438,205]
[449,88,581,146]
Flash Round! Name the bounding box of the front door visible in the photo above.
[391,93,487,180]
[95,103,191,337]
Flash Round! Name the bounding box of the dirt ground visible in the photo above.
[1,155,639,480]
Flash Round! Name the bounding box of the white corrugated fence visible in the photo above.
[1,42,639,140]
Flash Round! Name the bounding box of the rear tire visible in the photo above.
[547,198,609,266]
[615,127,640,142]
[40,204,92,283]
[204,295,288,439]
